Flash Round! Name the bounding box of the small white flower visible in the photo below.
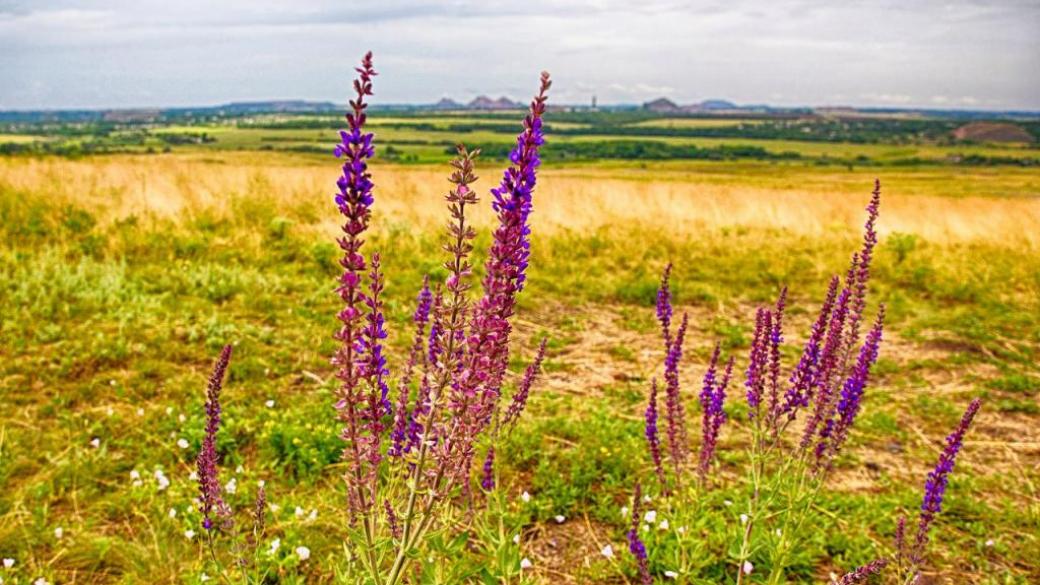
[167,508,177,519]
[642,494,652,503]
[600,544,613,559]
[643,510,657,523]
[178,414,186,423]
[658,519,669,530]
[265,400,275,408]
[269,503,281,513]
[519,558,532,570]
[295,506,305,518]
[200,574,210,582]
[189,471,199,481]
[106,406,114,416]
[2,558,13,568]
[620,506,629,517]
[512,534,521,545]
[184,529,196,540]
[723,500,733,507]
[520,491,531,503]
[235,465,244,474]
[224,478,237,494]
[166,407,174,416]
[306,509,317,522]
[775,528,782,537]
[136,408,145,416]
[89,438,101,448]
[130,470,141,480]
[677,525,687,535]
[739,514,749,525]
[985,539,995,547]
[33,579,49,585]
[742,561,754,574]
[155,470,170,491]
[53,527,63,539]
[295,546,310,561]
[664,570,678,579]
[258,480,266,488]
[268,538,281,555]
[554,515,565,524]
[177,438,190,449]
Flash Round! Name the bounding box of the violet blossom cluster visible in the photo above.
[324,54,552,580]
[654,266,692,480]
[834,559,888,584]
[898,398,982,577]
[698,344,733,481]
[627,483,652,585]
[197,344,233,531]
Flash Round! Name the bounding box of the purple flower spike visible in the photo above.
[663,313,690,475]
[331,52,379,520]
[817,306,885,469]
[197,344,233,531]
[834,559,887,584]
[627,483,652,585]
[745,307,773,421]
[765,287,787,430]
[645,379,666,488]
[480,447,496,491]
[657,264,674,349]
[503,338,548,427]
[698,345,732,482]
[910,398,982,567]
[782,276,839,420]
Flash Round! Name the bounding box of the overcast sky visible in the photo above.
[1,0,1038,111]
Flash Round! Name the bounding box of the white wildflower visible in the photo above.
[224,478,237,495]
[177,438,190,450]
[295,546,310,561]
[184,529,196,540]
[643,510,657,524]
[600,544,613,558]
[520,491,531,503]
[554,515,565,524]
[742,561,753,574]
[664,570,678,579]
[519,558,532,570]
[268,538,281,555]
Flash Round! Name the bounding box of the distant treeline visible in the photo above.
[453,141,1040,167]
[239,116,1040,145]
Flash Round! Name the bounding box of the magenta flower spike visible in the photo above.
[197,344,233,531]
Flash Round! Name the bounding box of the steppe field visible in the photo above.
[1,112,1038,584]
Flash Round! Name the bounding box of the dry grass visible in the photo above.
[2,153,1038,246]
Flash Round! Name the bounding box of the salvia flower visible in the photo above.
[909,398,982,568]
[627,484,652,585]
[834,559,887,584]
[331,51,380,521]
[698,345,732,482]
[745,307,773,421]
[663,312,690,474]
[480,447,496,491]
[502,337,548,428]
[645,379,666,488]
[781,275,839,420]
[815,306,885,470]
[656,263,674,348]
[196,344,232,531]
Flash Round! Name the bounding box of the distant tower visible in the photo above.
[591,95,598,110]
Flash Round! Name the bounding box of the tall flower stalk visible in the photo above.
[323,52,551,585]
[632,185,903,584]
[896,398,982,583]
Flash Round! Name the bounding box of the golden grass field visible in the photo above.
[3,153,1038,246]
